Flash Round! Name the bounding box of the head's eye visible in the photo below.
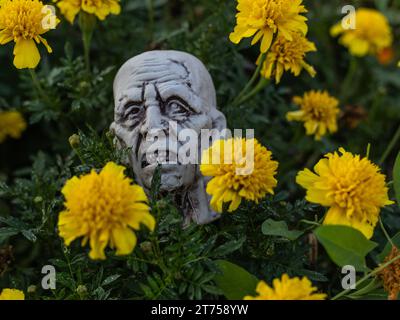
[120,102,143,129]
[124,102,142,119]
[166,99,192,118]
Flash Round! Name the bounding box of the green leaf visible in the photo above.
[314,225,377,271]
[214,260,259,300]
[377,231,400,262]
[22,229,37,242]
[393,151,400,207]
[261,219,303,240]
[0,227,19,243]
[150,165,162,201]
[201,285,223,296]
[213,237,245,256]
[101,274,121,286]
[345,277,382,299]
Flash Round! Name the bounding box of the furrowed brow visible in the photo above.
[158,83,202,113]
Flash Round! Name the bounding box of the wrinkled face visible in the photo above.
[112,52,220,192]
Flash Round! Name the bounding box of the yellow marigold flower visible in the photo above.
[259,32,316,84]
[244,274,326,300]
[56,0,121,24]
[58,162,155,260]
[200,138,278,213]
[0,0,58,69]
[229,0,308,53]
[0,110,27,143]
[297,148,393,239]
[330,8,393,57]
[0,288,25,300]
[287,90,340,141]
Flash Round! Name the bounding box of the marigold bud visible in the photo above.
[140,241,152,253]
[76,285,88,295]
[27,285,37,294]
[69,134,80,149]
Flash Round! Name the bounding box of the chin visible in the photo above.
[140,164,195,192]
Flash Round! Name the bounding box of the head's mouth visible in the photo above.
[140,149,180,169]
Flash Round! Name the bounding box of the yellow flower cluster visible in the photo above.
[244,274,326,300]
[0,0,121,69]
[0,0,58,69]
[331,8,393,57]
[0,288,25,300]
[259,32,316,84]
[287,90,340,140]
[0,110,27,143]
[230,0,316,83]
[297,148,393,239]
[58,162,155,260]
[57,0,121,24]
[200,138,278,213]
[229,0,308,53]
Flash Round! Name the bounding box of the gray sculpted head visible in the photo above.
[110,50,227,225]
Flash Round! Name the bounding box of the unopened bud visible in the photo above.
[69,134,80,149]
[76,284,88,295]
[79,81,90,90]
[156,199,168,209]
[140,241,152,253]
[105,130,115,140]
[27,285,37,294]
[34,196,43,203]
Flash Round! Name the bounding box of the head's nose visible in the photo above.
[140,84,163,135]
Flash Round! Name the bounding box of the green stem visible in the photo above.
[234,77,269,107]
[379,218,395,248]
[79,12,96,74]
[299,219,321,227]
[29,69,51,105]
[82,33,91,74]
[340,57,358,102]
[366,143,371,159]
[331,254,400,300]
[62,246,76,290]
[368,92,383,123]
[378,123,400,165]
[232,54,266,106]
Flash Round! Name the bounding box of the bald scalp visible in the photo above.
[114,50,217,110]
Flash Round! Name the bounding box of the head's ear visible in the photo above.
[209,108,227,132]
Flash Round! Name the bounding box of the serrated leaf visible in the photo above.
[0,227,19,243]
[262,219,303,240]
[298,269,329,282]
[314,225,377,271]
[213,237,245,256]
[214,260,259,300]
[140,283,154,298]
[22,229,37,242]
[201,285,223,296]
[147,276,159,292]
[48,259,67,268]
[102,274,121,286]
[178,282,188,295]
